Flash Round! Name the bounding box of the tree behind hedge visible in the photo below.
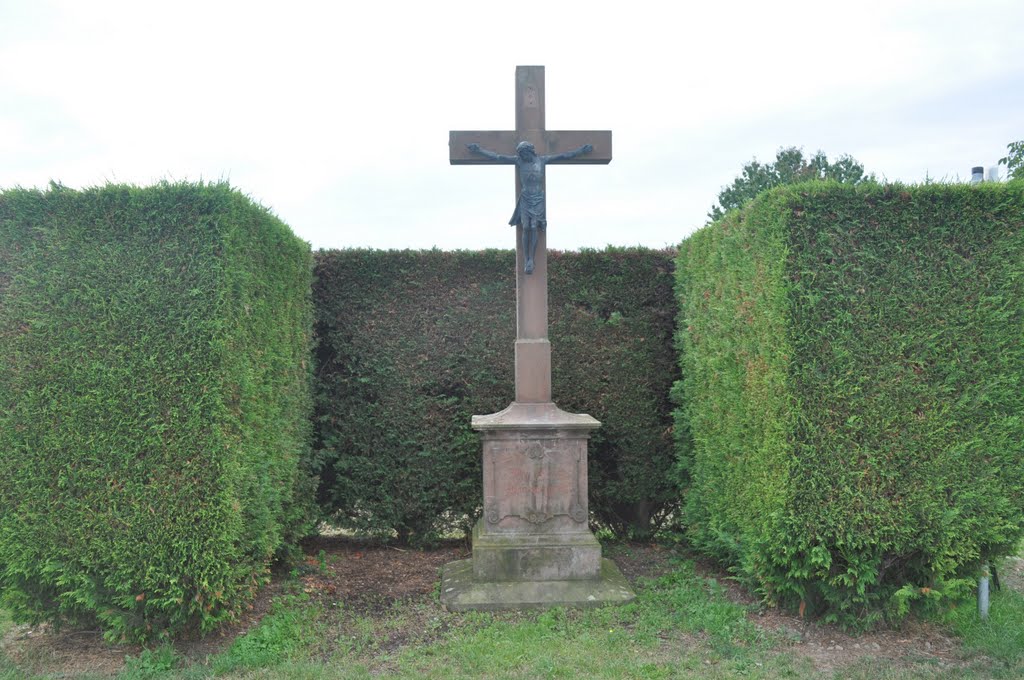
[313,247,678,544]
[707,147,873,223]
[675,181,1024,624]
[1001,140,1024,180]
[0,182,315,641]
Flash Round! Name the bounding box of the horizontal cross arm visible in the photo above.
[450,130,612,165]
[450,131,518,164]
[539,130,612,164]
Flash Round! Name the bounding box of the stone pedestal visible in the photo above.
[440,402,635,610]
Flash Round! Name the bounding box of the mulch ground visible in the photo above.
[299,534,469,613]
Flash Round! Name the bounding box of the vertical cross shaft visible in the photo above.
[513,66,550,402]
[448,65,612,404]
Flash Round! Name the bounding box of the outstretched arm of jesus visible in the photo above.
[466,143,517,163]
[541,144,593,162]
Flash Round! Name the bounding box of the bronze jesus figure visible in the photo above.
[466,140,593,274]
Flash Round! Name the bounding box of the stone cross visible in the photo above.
[449,65,612,405]
[442,66,632,611]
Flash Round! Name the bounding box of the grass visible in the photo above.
[3,552,1024,679]
[120,645,180,679]
[943,585,1024,667]
[209,594,322,675]
[380,574,792,679]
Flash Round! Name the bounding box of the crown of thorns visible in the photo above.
[516,141,535,152]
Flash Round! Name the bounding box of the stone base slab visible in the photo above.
[471,518,601,581]
[440,558,635,611]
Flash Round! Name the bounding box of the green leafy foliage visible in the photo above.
[676,181,1024,625]
[1000,140,1024,180]
[708,147,874,222]
[312,247,679,544]
[0,182,316,641]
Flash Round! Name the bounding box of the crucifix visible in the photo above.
[442,66,632,611]
[449,65,612,404]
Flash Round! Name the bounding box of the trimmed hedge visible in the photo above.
[674,182,1024,624]
[0,182,315,641]
[313,247,678,544]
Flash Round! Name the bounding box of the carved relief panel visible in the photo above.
[481,433,589,532]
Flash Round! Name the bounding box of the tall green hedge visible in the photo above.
[674,182,1024,624]
[0,182,315,641]
[313,247,678,544]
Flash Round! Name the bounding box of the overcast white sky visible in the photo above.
[1,0,1022,252]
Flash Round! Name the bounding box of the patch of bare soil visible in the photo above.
[299,534,468,613]
[604,541,681,582]
[999,555,1024,592]
[751,604,962,674]
[2,624,130,678]
[690,557,964,675]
